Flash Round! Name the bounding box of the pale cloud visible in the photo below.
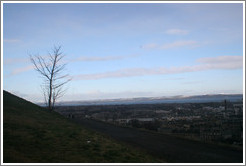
[196,55,243,70]
[165,29,189,35]
[142,40,198,50]
[74,54,139,62]
[141,43,158,49]
[4,58,28,65]
[73,55,242,81]
[3,39,21,43]
[8,54,140,75]
[160,40,197,49]
[197,55,242,64]
[11,65,34,75]
[73,68,160,80]
[77,56,123,61]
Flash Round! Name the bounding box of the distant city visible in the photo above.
[56,94,243,146]
[3,2,244,163]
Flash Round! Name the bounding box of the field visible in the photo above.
[3,90,163,163]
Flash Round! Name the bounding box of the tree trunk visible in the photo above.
[48,79,52,111]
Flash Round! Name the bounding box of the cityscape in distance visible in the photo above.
[2,1,244,164]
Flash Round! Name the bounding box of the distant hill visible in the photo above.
[55,94,243,106]
[3,90,162,163]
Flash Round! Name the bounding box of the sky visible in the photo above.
[2,2,244,103]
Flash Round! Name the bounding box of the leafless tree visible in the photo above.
[30,46,71,111]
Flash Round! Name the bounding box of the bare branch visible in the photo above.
[53,78,71,90]
[30,46,71,111]
[53,64,66,76]
[53,74,69,81]
[30,55,51,80]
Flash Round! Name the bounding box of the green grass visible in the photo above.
[3,90,163,163]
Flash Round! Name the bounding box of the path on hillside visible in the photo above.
[73,118,243,163]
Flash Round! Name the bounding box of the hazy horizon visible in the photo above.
[3,2,244,103]
[35,93,243,105]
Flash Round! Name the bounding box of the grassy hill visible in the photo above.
[3,90,163,163]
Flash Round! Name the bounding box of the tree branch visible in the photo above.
[30,46,71,111]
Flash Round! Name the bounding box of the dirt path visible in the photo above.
[73,118,243,163]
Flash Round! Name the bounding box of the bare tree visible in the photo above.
[30,46,71,111]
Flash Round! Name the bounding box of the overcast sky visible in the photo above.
[2,2,244,103]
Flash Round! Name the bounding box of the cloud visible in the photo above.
[165,29,189,35]
[11,65,34,75]
[4,58,29,65]
[77,56,123,61]
[141,43,158,49]
[142,40,198,50]
[73,68,159,80]
[8,54,140,75]
[196,55,243,70]
[73,55,242,81]
[74,54,139,62]
[3,39,21,43]
[197,55,242,64]
[160,40,197,49]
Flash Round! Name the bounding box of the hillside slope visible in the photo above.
[3,90,162,163]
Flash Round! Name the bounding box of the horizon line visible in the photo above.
[38,93,243,105]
